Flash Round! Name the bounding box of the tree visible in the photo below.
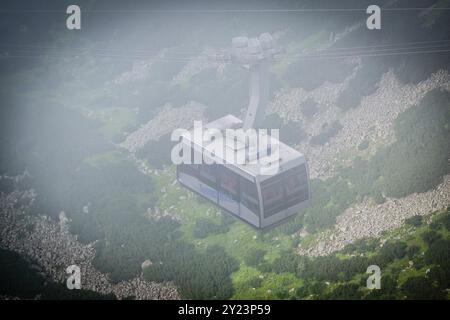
[364,275,398,300]
[328,283,361,300]
[244,248,267,267]
[373,241,407,266]
[406,245,420,259]
[424,239,450,267]
[193,217,231,239]
[421,230,442,246]
[401,277,445,300]
[405,215,423,227]
[144,244,239,299]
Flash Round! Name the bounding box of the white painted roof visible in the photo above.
[181,114,306,180]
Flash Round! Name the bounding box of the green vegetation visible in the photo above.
[135,132,175,169]
[193,215,234,239]
[346,89,450,198]
[0,98,240,297]
[144,245,239,299]
[244,248,268,267]
[143,162,449,300]
[405,216,423,228]
[1,0,449,300]
[264,209,450,300]
[284,89,450,233]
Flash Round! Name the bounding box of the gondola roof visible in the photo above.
[181,114,306,181]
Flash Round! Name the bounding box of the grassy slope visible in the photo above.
[153,166,450,299]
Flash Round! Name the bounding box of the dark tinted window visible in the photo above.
[284,164,309,206]
[179,164,198,177]
[198,164,218,188]
[240,177,259,214]
[261,177,285,218]
[219,167,240,201]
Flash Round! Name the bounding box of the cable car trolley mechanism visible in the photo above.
[176,33,311,230]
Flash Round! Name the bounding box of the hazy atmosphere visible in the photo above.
[1,0,449,300]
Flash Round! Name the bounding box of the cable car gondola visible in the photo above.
[176,33,311,230]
